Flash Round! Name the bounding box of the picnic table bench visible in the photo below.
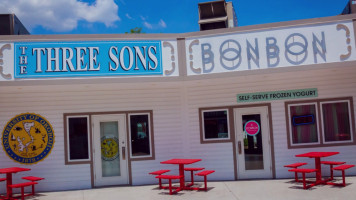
[8,182,38,200]
[321,161,345,180]
[284,163,307,182]
[184,167,205,187]
[330,164,355,187]
[22,176,45,195]
[195,170,215,191]
[288,168,317,189]
[149,170,171,189]
[155,175,183,195]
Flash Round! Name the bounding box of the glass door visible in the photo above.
[92,114,128,186]
[234,106,272,179]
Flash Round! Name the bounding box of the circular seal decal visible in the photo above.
[1,113,55,165]
[244,120,260,136]
[101,137,119,161]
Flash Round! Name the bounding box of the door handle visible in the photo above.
[122,147,126,160]
[238,141,242,154]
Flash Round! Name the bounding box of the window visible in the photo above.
[288,103,319,145]
[321,101,353,143]
[202,109,230,141]
[129,113,152,158]
[286,97,355,148]
[66,116,90,162]
[64,111,155,164]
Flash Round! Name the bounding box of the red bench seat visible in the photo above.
[8,182,38,200]
[321,161,346,180]
[195,170,215,191]
[149,170,170,175]
[288,168,317,189]
[330,164,355,187]
[195,170,215,176]
[22,176,44,182]
[184,167,205,171]
[0,178,6,182]
[284,163,307,168]
[149,170,170,189]
[184,167,204,187]
[21,176,44,196]
[333,164,355,170]
[155,175,182,179]
[321,161,346,165]
[284,162,307,182]
[155,175,183,195]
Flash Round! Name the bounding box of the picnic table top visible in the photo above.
[160,159,202,165]
[295,152,339,158]
[0,167,30,174]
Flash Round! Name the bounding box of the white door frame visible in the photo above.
[92,114,129,187]
[234,106,273,179]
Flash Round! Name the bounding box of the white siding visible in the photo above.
[0,82,185,191]
[184,65,356,180]
[1,65,356,192]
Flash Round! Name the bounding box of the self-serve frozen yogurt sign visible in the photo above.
[244,120,260,136]
[14,41,163,78]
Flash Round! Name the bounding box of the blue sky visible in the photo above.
[0,0,350,34]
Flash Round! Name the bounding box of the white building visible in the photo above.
[1,9,356,192]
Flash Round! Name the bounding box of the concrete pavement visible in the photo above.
[23,177,356,200]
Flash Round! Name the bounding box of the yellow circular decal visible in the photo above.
[101,137,119,161]
[1,113,55,165]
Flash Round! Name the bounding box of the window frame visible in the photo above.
[287,102,321,147]
[128,112,153,159]
[285,97,356,149]
[320,100,354,145]
[65,115,91,164]
[201,108,231,142]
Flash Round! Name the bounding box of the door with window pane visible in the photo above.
[234,107,272,179]
[92,114,128,186]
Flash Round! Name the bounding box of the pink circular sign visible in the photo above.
[244,120,260,136]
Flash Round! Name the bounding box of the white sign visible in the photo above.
[185,21,356,75]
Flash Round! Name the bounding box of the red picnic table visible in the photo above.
[295,152,339,185]
[0,167,31,199]
[160,158,202,191]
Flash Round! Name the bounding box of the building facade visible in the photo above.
[1,13,356,192]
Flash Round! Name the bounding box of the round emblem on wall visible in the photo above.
[101,137,119,161]
[1,113,55,165]
[244,120,260,136]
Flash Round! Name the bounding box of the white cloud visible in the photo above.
[142,19,167,30]
[0,0,120,32]
[143,22,153,29]
[140,15,146,21]
[159,19,166,28]
[125,13,133,20]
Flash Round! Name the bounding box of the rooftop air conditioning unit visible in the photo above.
[0,14,29,35]
[198,0,238,31]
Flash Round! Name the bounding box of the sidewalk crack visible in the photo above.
[223,182,240,200]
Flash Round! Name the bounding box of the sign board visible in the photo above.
[15,41,162,78]
[244,120,260,136]
[292,115,315,126]
[186,21,356,76]
[237,88,318,103]
[0,40,179,80]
